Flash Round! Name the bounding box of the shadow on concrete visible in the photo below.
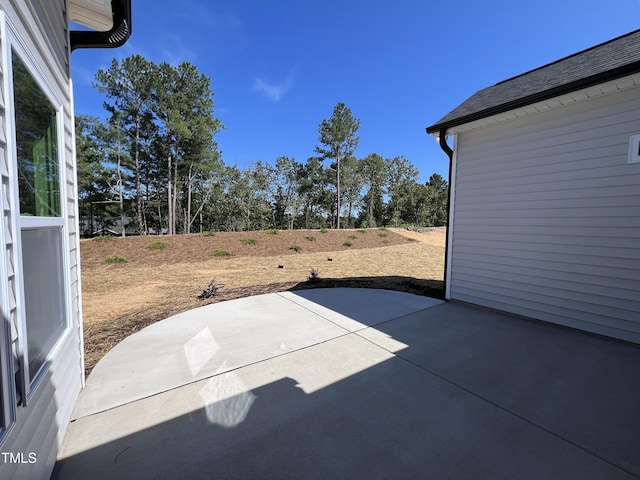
[52,296,640,479]
[364,301,640,478]
[289,275,445,299]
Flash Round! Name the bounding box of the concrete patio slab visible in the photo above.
[365,301,640,477]
[279,287,443,331]
[54,289,640,479]
[73,293,341,418]
[73,289,441,419]
[56,334,633,480]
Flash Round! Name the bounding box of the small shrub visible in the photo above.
[94,235,114,241]
[289,244,302,253]
[343,241,353,247]
[347,235,357,240]
[308,268,321,283]
[105,255,127,264]
[407,238,418,242]
[357,229,366,234]
[378,226,388,231]
[241,238,257,245]
[381,239,390,244]
[197,278,224,300]
[212,249,231,257]
[319,228,328,234]
[147,241,167,250]
[267,229,279,235]
[201,231,216,237]
[378,232,388,238]
[306,236,316,241]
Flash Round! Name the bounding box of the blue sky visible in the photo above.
[71,0,640,182]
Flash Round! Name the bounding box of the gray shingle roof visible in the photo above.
[426,30,640,134]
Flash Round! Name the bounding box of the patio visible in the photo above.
[53,288,640,479]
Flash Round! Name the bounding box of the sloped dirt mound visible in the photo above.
[81,227,446,375]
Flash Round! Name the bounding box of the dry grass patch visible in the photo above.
[80,227,445,375]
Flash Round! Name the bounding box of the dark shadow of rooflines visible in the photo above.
[51,352,637,479]
[52,297,640,479]
[288,275,445,300]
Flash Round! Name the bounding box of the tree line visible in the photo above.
[76,55,447,236]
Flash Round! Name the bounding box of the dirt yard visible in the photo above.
[81,227,446,374]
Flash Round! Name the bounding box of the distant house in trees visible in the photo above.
[0,1,131,478]
[427,30,640,343]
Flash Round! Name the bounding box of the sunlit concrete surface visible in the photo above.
[72,289,441,419]
[53,289,640,479]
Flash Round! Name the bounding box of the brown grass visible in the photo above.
[81,227,446,375]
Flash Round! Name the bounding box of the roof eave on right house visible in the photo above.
[427,29,640,135]
[426,59,640,135]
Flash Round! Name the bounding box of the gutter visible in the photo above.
[70,0,132,51]
[431,128,454,300]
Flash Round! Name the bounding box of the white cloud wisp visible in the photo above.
[253,71,294,101]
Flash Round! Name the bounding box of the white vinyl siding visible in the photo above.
[7,336,81,479]
[30,0,69,74]
[450,83,640,343]
[0,1,83,479]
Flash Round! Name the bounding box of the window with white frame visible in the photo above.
[0,26,70,426]
[12,50,68,385]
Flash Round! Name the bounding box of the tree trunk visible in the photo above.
[394,200,400,227]
[186,163,193,234]
[134,116,145,235]
[167,152,173,235]
[336,153,341,229]
[116,137,125,237]
[172,157,179,234]
[183,208,188,233]
[304,204,310,229]
[188,189,211,233]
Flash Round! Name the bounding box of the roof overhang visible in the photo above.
[430,71,640,137]
[426,60,640,136]
[69,0,132,51]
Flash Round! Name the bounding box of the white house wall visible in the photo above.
[0,1,83,479]
[30,0,70,74]
[450,84,640,343]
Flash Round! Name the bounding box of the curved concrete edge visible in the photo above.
[280,288,443,331]
[56,301,640,480]
[73,289,442,419]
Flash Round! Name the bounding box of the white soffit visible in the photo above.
[68,0,113,31]
[447,72,640,135]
